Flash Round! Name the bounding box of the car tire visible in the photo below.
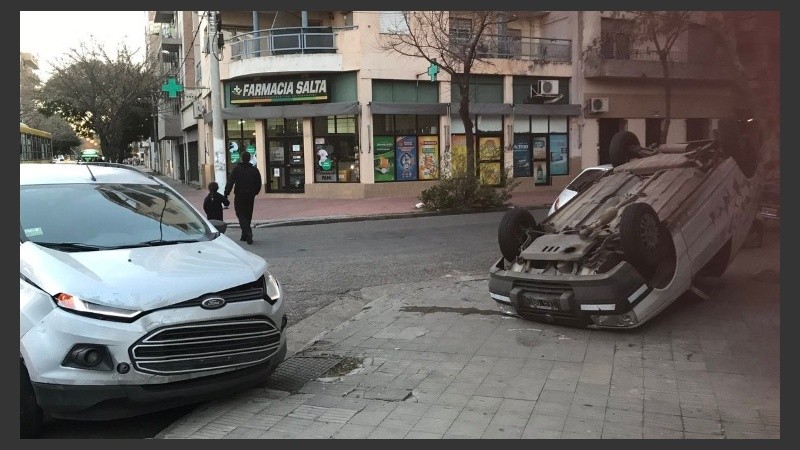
[718,118,759,178]
[498,207,538,262]
[619,203,664,276]
[20,363,43,439]
[609,131,641,168]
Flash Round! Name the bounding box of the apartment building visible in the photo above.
[146,10,737,199]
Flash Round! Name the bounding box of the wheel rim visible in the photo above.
[639,213,659,252]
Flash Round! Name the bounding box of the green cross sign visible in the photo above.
[162,77,184,98]
[427,60,440,82]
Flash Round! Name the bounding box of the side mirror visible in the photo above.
[208,219,228,234]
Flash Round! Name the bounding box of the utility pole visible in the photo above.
[208,11,227,190]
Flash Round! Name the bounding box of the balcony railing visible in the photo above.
[230,27,343,60]
[456,35,572,63]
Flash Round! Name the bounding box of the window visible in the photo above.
[512,116,571,185]
[686,118,711,141]
[450,17,472,45]
[450,114,503,186]
[313,115,359,183]
[379,11,409,34]
[373,115,441,182]
[225,119,256,166]
[600,18,631,59]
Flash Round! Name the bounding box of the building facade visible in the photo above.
[146,10,737,199]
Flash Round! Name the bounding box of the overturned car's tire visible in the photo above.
[498,207,538,262]
[619,203,664,276]
[20,363,42,439]
[718,118,759,178]
[609,131,641,168]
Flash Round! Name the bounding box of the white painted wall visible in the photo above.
[627,119,646,144]
[582,119,600,168]
[666,119,687,143]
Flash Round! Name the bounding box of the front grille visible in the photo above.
[130,316,281,375]
[513,280,588,327]
[166,276,267,310]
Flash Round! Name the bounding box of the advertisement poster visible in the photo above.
[246,144,257,167]
[373,136,396,182]
[479,137,502,160]
[314,144,336,182]
[534,160,549,185]
[228,141,240,163]
[479,162,502,186]
[418,136,439,180]
[533,136,547,160]
[549,134,568,176]
[513,135,531,177]
[450,135,468,177]
[395,135,418,181]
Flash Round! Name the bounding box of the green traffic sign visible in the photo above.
[162,77,184,98]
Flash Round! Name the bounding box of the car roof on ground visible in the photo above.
[20,163,159,186]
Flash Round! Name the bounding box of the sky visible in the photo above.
[20,11,148,81]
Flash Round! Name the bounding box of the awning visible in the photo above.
[206,102,361,122]
[513,104,582,116]
[449,103,513,115]
[369,102,449,115]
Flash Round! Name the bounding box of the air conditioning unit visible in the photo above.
[537,79,559,96]
[588,97,609,113]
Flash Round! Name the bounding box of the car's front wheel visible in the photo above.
[20,362,43,438]
[498,207,538,262]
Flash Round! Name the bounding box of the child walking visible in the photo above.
[203,181,230,221]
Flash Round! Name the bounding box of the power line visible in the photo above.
[163,11,206,83]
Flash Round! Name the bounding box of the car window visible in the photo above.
[566,169,608,193]
[20,183,213,249]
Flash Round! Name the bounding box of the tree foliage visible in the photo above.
[38,40,160,163]
[379,11,516,178]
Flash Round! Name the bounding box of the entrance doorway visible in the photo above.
[598,118,625,165]
[267,137,305,193]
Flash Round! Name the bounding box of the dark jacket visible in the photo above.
[203,192,230,220]
[224,162,262,197]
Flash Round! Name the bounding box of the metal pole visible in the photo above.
[209,11,227,189]
[301,11,308,27]
[252,11,260,56]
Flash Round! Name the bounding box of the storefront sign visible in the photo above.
[229,77,329,105]
[395,136,418,181]
[418,136,439,180]
[374,136,396,182]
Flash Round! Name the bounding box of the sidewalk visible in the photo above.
[143,168,557,227]
[154,227,781,439]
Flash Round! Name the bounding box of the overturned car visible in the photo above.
[489,119,762,329]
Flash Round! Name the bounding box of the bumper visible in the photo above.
[33,341,286,420]
[488,257,651,328]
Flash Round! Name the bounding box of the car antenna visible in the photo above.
[84,163,97,181]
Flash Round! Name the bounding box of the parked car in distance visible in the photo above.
[20,163,287,438]
[548,165,612,216]
[490,119,762,329]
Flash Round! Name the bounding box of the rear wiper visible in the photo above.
[37,242,105,252]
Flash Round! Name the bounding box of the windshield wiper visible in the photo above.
[37,242,105,252]
[138,239,201,247]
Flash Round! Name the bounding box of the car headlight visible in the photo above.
[54,293,142,320]
[264,272,282,305]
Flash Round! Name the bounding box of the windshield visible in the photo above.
[20,182,214,251]
[566,168,608,193]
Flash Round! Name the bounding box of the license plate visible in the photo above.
[522,292,560,311]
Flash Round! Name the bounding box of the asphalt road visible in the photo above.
[36,209,548,438]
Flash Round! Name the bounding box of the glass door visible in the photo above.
[267,138,305,193]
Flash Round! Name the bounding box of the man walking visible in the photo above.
[224,151,262,244]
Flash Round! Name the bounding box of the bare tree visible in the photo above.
[380,11,515,178]
[611,11,694,144]
[38,40,161,163]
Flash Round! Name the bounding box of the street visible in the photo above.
[38,210,780,438]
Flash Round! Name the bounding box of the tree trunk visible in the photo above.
[660,55,672,144]
[458,83,476,179]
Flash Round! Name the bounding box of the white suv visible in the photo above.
[20,163,287,438]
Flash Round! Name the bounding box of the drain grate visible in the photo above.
[263,355,343,393]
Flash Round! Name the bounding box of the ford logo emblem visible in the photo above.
[201,297,226,309]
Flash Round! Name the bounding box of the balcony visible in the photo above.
[155,24,181,52]
[583,47,732,81]
[230,27,339,60]
[153,11,175,23]
[454,35,572,63]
